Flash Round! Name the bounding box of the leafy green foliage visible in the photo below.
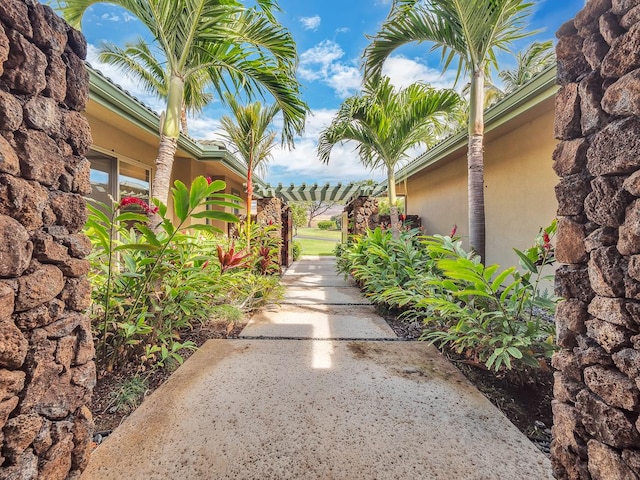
[335,223,558,371]
[292,241,302,261]
[107,376,148,414]
[85,176,282,372]
[317,220,337,230]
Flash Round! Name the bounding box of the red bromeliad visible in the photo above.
[119,196,159,214]
[216,242,251,273]
[450,224,458,237]
[542,232,551,251]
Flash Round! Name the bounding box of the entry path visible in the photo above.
[82,257,553,479]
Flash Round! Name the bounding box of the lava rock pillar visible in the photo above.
[0,1,95,478]
[553,0,640,478]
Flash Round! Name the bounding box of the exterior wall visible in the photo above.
[403,101,557,268]
[85,107,247,232]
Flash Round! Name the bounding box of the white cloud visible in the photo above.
[86,44,166,114]
[101,13,120,22]
[336,27,350,34]
[299,40,363,98]
[266,109,386,185]
[381,55,457,90]
[185,115,221,140]
[299,15,321,31]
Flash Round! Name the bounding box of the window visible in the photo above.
[87,149,152,211]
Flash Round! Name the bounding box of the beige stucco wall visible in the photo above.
[85,103,247,233]
[402,99,557,270]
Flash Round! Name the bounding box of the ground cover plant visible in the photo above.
[335,222,557,372]
[85,176,283,373]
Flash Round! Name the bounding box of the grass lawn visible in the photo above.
[295,227,341,240]
[294,227,341,256]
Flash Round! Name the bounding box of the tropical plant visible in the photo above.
[61,0,307,208]
[335,222,558,372]
[318,76,459,237]
[85,176,241,371]
[499,40,555,93]
[218,94,280,244]
[364,0,535,259]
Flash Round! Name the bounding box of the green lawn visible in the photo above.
[294,227,341,256]
[295,227,341,240]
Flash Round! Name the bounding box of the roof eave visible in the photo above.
[87,66,262,185]
[395,66,559,182]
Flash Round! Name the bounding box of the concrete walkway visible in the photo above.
[82,257,553,479]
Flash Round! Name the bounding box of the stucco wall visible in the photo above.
[403,101,557,269]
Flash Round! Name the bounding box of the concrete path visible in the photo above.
[82,256,553,480]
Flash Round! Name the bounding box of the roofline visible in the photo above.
[87,65,262,185]
[395,66,559,181]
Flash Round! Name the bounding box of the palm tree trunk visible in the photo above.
[468,69,486,262]
[388,170,400,239]
[246,168,253,248]
[151,134,179,207]
[151,75,184,205]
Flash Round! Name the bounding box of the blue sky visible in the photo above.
[71,0,585,185]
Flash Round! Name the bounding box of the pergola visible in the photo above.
[253,182,387,203]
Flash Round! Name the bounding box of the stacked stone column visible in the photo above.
[344,196,379,235]
[0,1,95,478]
[257,197,283,265]
[553,0,640,478]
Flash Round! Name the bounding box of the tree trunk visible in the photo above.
[150,134,178,206]
[150,74,184,230]
[388,170,400,240]
[246,168,253,248]
[468,69,486,262]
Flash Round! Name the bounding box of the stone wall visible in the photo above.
[553,0,640,478]
[344,196,379,235]
[257,197,283,265]
[0,1,95,478]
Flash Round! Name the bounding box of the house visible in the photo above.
[395,66,559,269]
[84,65,251,231]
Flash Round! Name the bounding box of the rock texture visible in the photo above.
[344,196,379,235]
[0,2,94,479]
[554,6,640,480]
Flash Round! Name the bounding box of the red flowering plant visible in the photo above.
[84,176,242,371]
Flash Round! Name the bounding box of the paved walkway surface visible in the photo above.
[82,257,553,479]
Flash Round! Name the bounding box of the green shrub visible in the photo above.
[336,223,558,371]
[85,176,282,372]
[317,220,337,230]
[293,241,302,260]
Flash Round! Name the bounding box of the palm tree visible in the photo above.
[61,0,306,208]
[218,94,280,243]
[499,40,555,93]
[98,38,213,135]
[317,76,459,237]
[364,0,534,261]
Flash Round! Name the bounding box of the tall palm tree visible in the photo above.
[317,76,459,237]
[61,0,306,208]
[499,40,555,93]
[98,38,213,135]
[364,0,534,261]
[218,93,280,243]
